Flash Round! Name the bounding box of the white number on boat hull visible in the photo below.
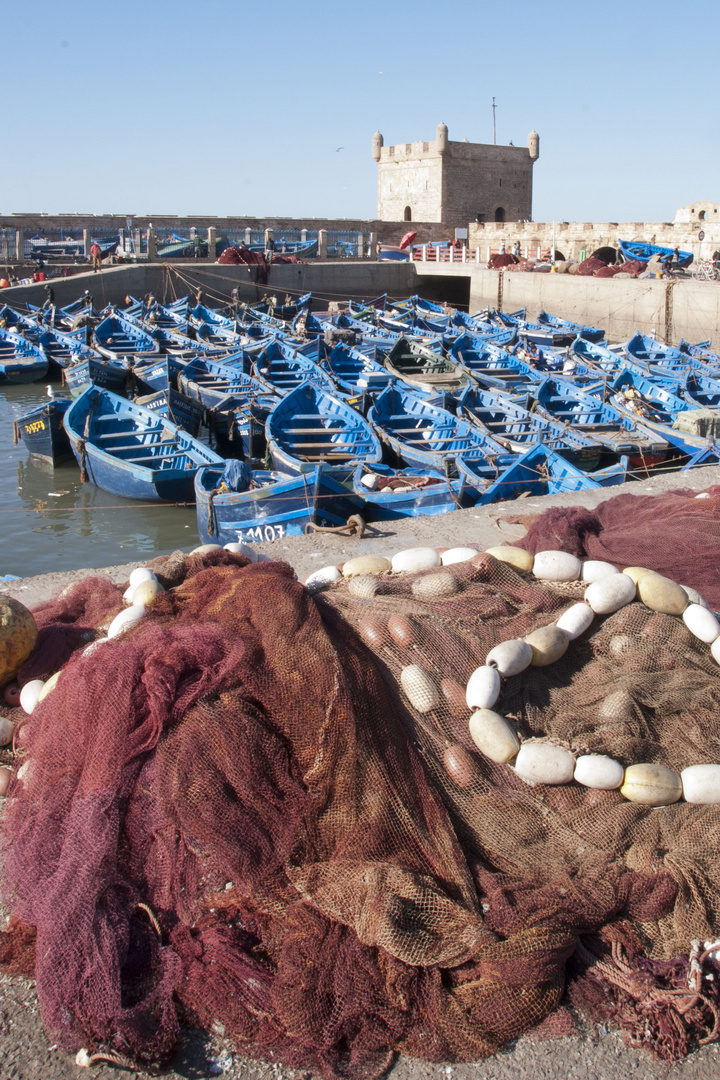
[235,524,286,543]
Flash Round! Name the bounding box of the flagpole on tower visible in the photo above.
[492,97,497,145]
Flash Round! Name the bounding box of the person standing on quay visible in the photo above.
[90,241,102,272]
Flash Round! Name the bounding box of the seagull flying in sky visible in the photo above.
[333,147,344,152]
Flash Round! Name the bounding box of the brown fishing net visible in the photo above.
[2,543,720,1076]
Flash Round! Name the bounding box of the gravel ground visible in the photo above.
[2,465,720,1079]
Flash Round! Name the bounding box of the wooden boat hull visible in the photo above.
[64,356,130,398]
[458,444,628,504]
[195,463,361,545]
[134,388,206,438]
[15,399,73,464]
[0,335,49,383]
[64,386,223,501]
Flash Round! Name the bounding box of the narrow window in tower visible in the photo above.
[404,206,412,222]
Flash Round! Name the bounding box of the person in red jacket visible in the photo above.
[90,241,102,272]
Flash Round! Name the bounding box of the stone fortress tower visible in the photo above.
[373,123,539,228]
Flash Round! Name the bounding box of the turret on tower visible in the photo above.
[528,130,539,162]
[436,121,448,154]
[372,130,384,162]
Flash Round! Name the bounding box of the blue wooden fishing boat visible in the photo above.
[532,377,669,465]
[536,311,605,344]
[596,368,713,455]
[64,386,223,501]
[625,332,688,365]
[0,305,37,332]
[606,367,698,423]
[516,319,576,348]
[321,342,394,394]
[63,354,130,398]
[134,388,206,438]
[123,296,189,330]
[377,245,411,261]
[205,394,277,460]
[455,383,603,470]
[681,370,720,410]
[266,382,382,475]
[449,334,546,390]
[368,384,511,472]
[252,340,335,396]
[178,356,272,407]
[458,443,629,504]
[353,463,467,519]
[0,328,49,382]
[36,325,98,375]
[618,240,693,268]
[195,460,361,546]
[157,235,207,259]
[251,291,312,320]
[571,337,626,375]
[190,303,237,332]
[14,397,73,464]
[92,312,161,361]
[132,354,190,395]
[447,310,518,346]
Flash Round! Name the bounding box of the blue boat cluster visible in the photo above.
[6,290,720,546]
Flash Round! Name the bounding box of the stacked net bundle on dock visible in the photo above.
[1,543,720,1076]
[514,486,720,608]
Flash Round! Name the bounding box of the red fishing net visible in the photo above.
[2,543,720,1076]
[515,487,720,607]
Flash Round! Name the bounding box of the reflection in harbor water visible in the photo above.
[3,382,199,578]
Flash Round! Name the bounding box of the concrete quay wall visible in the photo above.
[414,264,720,347]
[0,260,418,312]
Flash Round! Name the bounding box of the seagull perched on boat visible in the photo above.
[46,385,55,399]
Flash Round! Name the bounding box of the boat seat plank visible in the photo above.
[105,442,175,452]
[287,440,365,449]
[95,428,164,440]
[117,451,187,464]
[282,426,348,434]
[300,454,355,461]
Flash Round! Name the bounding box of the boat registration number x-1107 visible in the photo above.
[235,524,287,543]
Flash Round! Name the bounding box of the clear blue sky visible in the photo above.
[4,0,717,225]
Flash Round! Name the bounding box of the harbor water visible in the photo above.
[1,381,198,578]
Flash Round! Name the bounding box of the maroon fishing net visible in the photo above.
[576,257,608,276]
[2,541,720,1076]
[487,253,519,269]
[514,486,720,608]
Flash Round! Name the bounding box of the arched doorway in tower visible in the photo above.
[494,207,505,222]
[404,206,412,221]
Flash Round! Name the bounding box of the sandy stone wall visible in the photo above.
[377,140,535,227]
